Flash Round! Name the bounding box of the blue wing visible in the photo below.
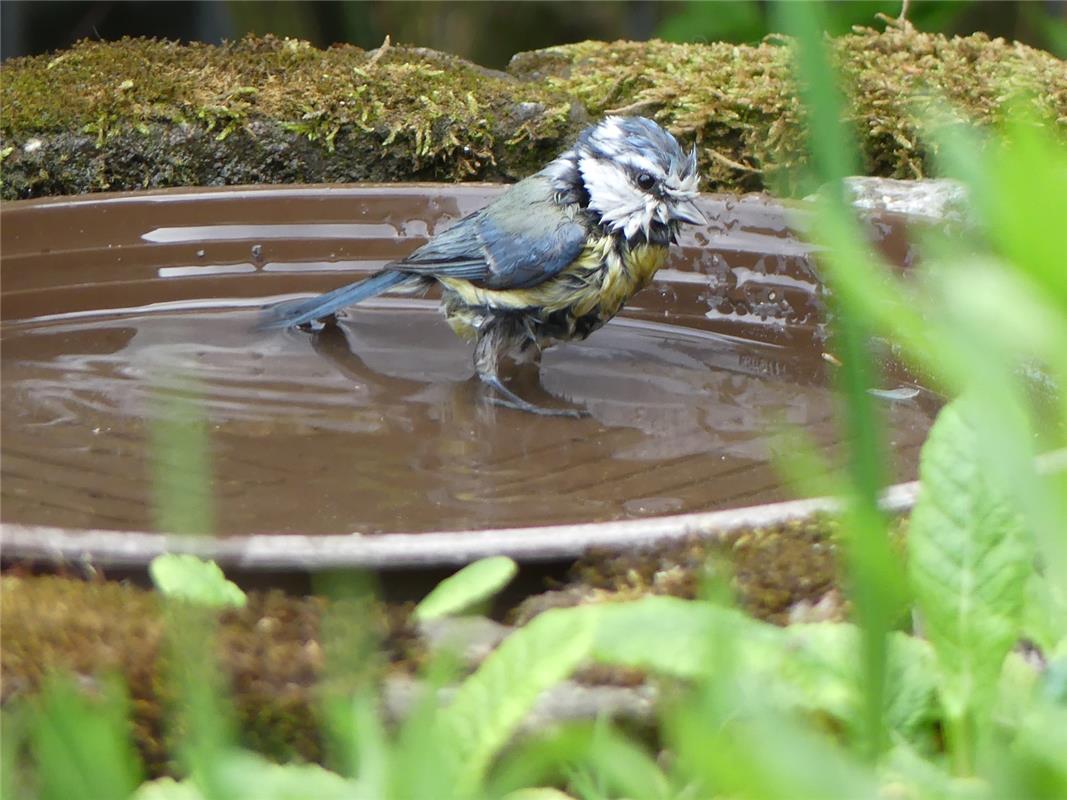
[258,176,587,330]
[398,175,588,289]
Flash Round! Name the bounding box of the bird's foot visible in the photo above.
[479,375,588,418]
[485,394,588,418]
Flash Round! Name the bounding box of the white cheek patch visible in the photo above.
[579,155,660,240]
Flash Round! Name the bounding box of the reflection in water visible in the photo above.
[0,302,936,536]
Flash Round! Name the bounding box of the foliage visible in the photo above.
[149,555,248,610]
[909,396,1031,772]
[19,675,143,800]
[440,606,596,793]
[413,556,518,622]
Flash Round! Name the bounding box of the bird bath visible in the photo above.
[0,185,938,569]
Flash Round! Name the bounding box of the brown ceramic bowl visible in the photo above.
[1,185,932,569]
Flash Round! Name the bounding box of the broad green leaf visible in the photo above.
[149,554,247,608]
[388,656,465,800]
[134,777,204,800]
[29,675,144,800]
[994,650,1043,735]
[1022,573,1067,657]
[908,396,1031,753]
[210,752,354,800]
[671,701,880,800]
[590,595,769,678]
[440,605,596,792]
[504,790,576,800]
[590,598,937,745]
[991,703,1067,799]
[770,624,938,744]
[413,556,518,622]
[883,634,940,743]
[882,742,966,800]
[489,722,672,800]
[135,753,355,800]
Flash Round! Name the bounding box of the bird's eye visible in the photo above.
[636,172,656,191]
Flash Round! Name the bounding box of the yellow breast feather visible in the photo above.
[439,236,665,319]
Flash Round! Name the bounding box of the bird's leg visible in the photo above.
[474,322,587,418]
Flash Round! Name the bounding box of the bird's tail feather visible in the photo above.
[258,270,409,330]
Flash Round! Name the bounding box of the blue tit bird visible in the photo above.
[261,115,706,415]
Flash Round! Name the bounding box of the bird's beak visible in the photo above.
[670,198,708,226]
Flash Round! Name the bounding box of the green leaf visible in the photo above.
[591,599,936,744]
[489,723,672,800]
[211,752,354,800]
[503,789,577,800]
[590,595,769,679]
[908,395,1031,767]
[29,675,144,800]
[439,605,596,792]
[133,777,205,800]
[882,742,963,800]
[671,701,880,800]
[135,753,354,800]
[149,554,247,609]
[771,624,938,743]
[413,556,517,621]
[1022,573,1067,657]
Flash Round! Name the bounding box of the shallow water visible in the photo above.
[1,186,935,536]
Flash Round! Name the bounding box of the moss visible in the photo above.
[534,26,1067,191]
[0,35,580,198]
[728,517,842,623]
[1,576,170,769]
[526,514,845,626]
[1,26,1063,199]
[0,575,420,775]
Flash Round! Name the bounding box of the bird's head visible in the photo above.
[545,116,706,244]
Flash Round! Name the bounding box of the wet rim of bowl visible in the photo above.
[0,483,921,569]
[0,183,935,570]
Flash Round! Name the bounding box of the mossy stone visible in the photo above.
[2,28,1063,199]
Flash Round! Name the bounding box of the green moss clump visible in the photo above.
[0,575,420,775]
[511,515,844,627]
[1,576,171,769]
[0,35,581,197]
[727,517,842,623]
[533,26,1067,191]
[2,27,1064,199]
